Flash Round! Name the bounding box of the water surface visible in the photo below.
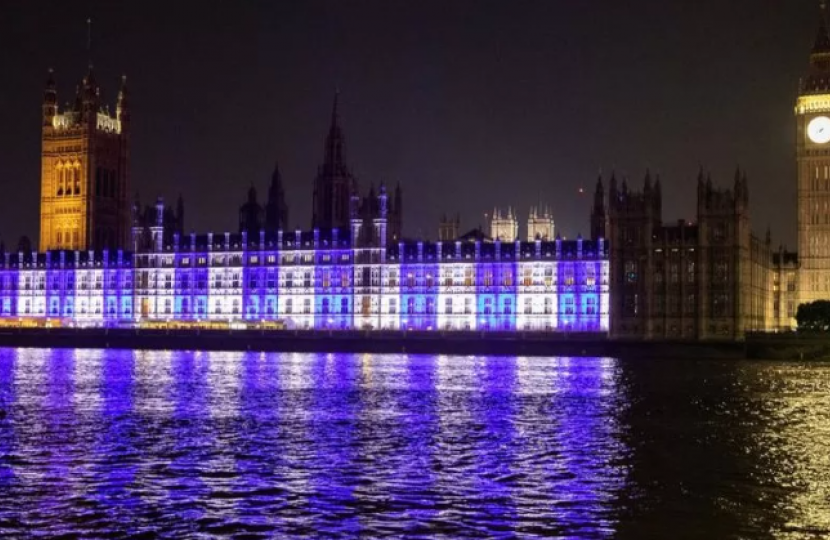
[0,349,828,538]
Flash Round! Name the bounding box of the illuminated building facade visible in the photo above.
[0,190,609,332]
[39,68,130,252]
[796,9,830,309]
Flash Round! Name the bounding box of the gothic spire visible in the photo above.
[323,91,347,175]
[815,1,830,54]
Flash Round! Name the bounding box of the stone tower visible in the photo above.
[438,213,461,241]
[264,162,289,232]
[590,174,607,240]
[526,205,555,241]
[39,67,130,251]
[312,92,357,232]
[797,4,830,306]
[490,207,518,241]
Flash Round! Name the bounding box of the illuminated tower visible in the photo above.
[490,207,518,241]
[39,67,130,251]
[797,4,830,305]
[312,92,357,232]
[526,205,555,241]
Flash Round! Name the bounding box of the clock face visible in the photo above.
[808,116,830,144]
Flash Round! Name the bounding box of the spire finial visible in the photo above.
[331,88,340,128]
[86,18,93,68]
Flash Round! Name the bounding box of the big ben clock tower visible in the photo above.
[797,4,830,305]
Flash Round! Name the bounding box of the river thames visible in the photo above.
[0,348,828,538]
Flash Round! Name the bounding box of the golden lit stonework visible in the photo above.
[39,67,130,252]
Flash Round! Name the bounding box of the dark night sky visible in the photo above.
[0,1,821,247]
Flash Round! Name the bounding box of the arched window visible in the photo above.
[56,164,64,196]
[73,166,81,195]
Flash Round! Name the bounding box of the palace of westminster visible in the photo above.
[3,9,830,339]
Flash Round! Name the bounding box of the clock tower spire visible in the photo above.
[796,1,830,309]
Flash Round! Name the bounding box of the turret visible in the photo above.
[176,194,185,233]
[591,173,606,240]
[265,161,288,231]
[116,75,129,132]
[80,66,100,123]
[43,69,57,128]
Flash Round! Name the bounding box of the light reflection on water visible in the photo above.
[0,349,829,538]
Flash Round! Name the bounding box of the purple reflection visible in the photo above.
[40,349,77,523]
[0,350,16,499]
[92,350,144,528]
[231,353,281,534]
[472,357,518,533]
[307,354,361,537]
[166,351,210,523]
[393,355,440,532]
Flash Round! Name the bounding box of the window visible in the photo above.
[341,298,349,314]
[483,270,494,287]
[714,262,729,283]
[322,298,330,315]
[625,261,637,283]
[586,296,597,315]
[285,299,293,314]
[164,299,172,314]
[504,298,512,315]
[303,299,311,314]
[304,272,312,288]
[232,299,240,314]
[586,267,596,286]
[464,298,472,314]
[390,298,397,315]
[407,297,415,314]
[445,297,453,314]
[544,297,553,314]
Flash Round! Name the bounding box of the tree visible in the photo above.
[796,300,830,332]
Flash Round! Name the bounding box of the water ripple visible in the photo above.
[1,350,829,538]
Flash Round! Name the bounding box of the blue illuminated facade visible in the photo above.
[0,240,608,332]
[0,192,609,332]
